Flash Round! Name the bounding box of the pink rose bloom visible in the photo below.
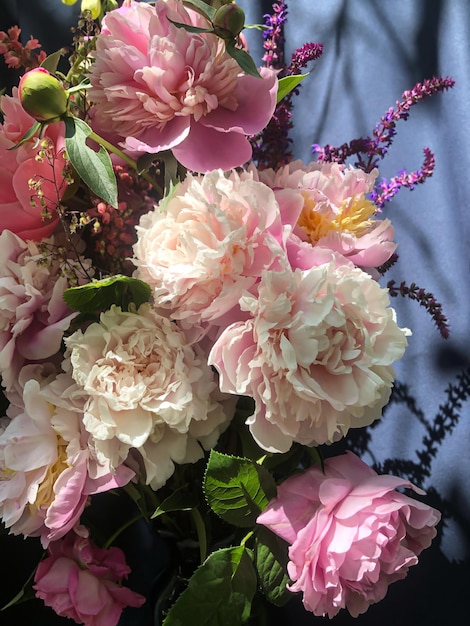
[0,365,134,547]
[34,527,145,626]
[209,256,409,453]
[253,161,396,273]
[87,0,277,172]
[0,88,66,240]
[133,169,289,327]
[257,452,441,618]
[0,230,89,392]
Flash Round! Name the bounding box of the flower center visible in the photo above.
[297,193,376,244]
[32,437,69,511]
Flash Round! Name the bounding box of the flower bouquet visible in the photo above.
[0,1,455,624]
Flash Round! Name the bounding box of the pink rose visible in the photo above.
[34,528,145,626]
[257,452,441,618]
[88,0,277,172]
[0,88,66,241]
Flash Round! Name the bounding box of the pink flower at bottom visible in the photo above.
[257,452,441,618]
[33,528,145,626]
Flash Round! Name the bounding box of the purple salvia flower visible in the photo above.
[387,279,450,339]
[252,3,323,168]
[287,42,323,75]
[314,76,455,172]
[262,2,288,69]
[371,148,436,208]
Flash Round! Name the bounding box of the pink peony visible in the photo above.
[209,254,409,453]
[257,452,441,618]
[34,527,145,626]
[0,88,66,241]
[0,230,89,392]
[87,0,277,172]
[133,169,289,327]
[0,365,134,546]
[253,161,396,273]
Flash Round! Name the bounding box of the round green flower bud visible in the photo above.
[19,68,68,123]
[213,3,246,39]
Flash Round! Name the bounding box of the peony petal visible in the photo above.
[172,122,253,172]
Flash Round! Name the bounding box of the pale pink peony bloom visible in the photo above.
[133,169,289,327]
[257,452,441,618]
[209,255,409,453]
[65,304,232,488]
[87,0,277,172]
[0,366,133,547]
[0,230,89,392]
[34,527,145,626]
[253,160,396,273]
[0,89,66,240]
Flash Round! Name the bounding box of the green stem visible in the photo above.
[191,508,208,564]
[240,531,254,547]
[103,513,144,549]
[88,130,163,196]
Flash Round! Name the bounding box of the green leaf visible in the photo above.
[151,485,199,519]
[276,73,310,103]
[204,451,277,528]
[182,0,216,21]
[254,526,291,607]
[64,116,118,208]
[40,49,65,74]
[163,546,257,626]
[167,18,215,35]
[66,80,92,95]
[63,275,151,313]
[7,120,42,150]
[225,41,261,78]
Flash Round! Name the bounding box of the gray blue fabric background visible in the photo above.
[0,1,469,624]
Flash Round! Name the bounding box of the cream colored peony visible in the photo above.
[65,304,231,488]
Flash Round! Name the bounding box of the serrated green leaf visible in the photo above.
[276,73,310,103]
[204,451,277,527]
[225,41,261,78]
[254,526,291,607]
[183,0,216,21]
[64,116,118,208]
[63,275,151,313]
[163,546,257,626]
[151,486,198,519]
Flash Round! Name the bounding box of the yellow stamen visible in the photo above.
[31,438,69,512]
[297,192,377,244]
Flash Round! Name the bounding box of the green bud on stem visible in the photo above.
[19,68,68,123]
[213,3,246,39]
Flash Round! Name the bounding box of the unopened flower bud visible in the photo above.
[61,0,102,20]
[213,3,245,39]
[19,68,68,122]
[81,0,102,20]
